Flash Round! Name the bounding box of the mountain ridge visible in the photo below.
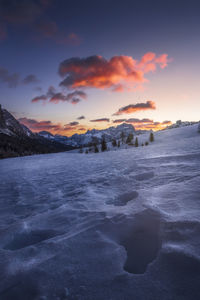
[0,105,74,159]
[38,123,144,147]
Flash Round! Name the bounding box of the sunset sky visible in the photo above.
[1,0,200,136]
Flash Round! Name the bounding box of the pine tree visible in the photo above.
[79,147,83,153]
[135,137,138,147]
[112,139,117,147]
[121,131,125,143]
[94,144,99,153]
[149,132,154,142]
[198,122,200,133]
[101,138,107,152]
[145,141,149,146]
[117,140,120,147]
[126,133,133,144]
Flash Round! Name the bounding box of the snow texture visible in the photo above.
[0,124,200,299]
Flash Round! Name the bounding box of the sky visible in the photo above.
[0,0,200,136]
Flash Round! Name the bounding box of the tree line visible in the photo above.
[80,131,155,154]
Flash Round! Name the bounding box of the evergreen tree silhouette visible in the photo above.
[149,132,154,142]
[101,138,107,152]
[112,139,117,147]
[126,133,133,144]
[121,131,125,143]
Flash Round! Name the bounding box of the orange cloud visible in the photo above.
[18,117,62,132]
[59,53,170,91]
[18,117,87,136]
[90,118,110,122]
[113,101,156,115]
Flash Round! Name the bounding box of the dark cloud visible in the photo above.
[162,120,172,125]
[126,118,153,123]
[34,86,43,92]
[0,67,39,88]
[78,127,85,131]
[22,74,40,84]
[32,87,87,104]
[0,23,7,41]
[112,119,127,123]
[46,85,56,97]
[66,121,79,126]
[58,53,169,91]
[0,1,81,45]
[0,0,49,25]
[49,90,86,104]
[113,118,153,124]
[90,118,110,122]
[0,0,43,25]
[77,115,85,120]
[35,20,58,38]
[113,101,156,115]
[0,67,20,87]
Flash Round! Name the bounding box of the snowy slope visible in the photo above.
[0,124,200,299]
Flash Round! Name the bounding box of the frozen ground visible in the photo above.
[0,124,200,300]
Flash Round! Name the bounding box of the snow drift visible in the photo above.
[0,124,200,299]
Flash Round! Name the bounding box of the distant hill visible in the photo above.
[0,105,74,159]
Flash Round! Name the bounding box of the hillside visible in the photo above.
[0,105,74,159]
[0,124,200,299]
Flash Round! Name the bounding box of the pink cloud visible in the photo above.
[59,52,170,91]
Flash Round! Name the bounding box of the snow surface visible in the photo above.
[0,124,200,299]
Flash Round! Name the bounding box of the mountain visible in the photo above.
[0,105,74,159]
[165,119,198,129]
[39,119,200,148]
[0,106,35,138]
[39,123,138,147]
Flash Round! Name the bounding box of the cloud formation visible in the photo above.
[112,118,172,131]
[34,20,81,45]
[67,121,79,126]
[22,74,40,84]
[90,118,110,122]
[113,101,156,115]
[0,1,81,45]
[58,53,170,91]
[32,95,47,102]
[77,115,85,120]
[0,0,46,25]
[19,117,87,136]
[18,117,61,131]
[0,67,20,87]
[113,118,152,123]
[31,87,87,104]
[0,67,40,88]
